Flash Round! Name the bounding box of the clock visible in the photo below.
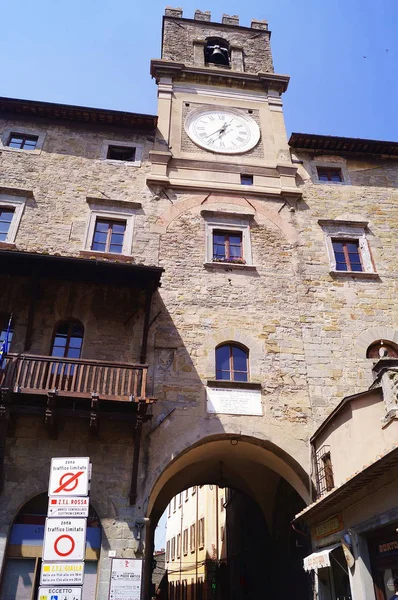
[184,108,260,154]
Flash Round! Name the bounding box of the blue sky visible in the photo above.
[1,1,397,140]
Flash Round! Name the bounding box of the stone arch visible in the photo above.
[204,327,264,381]
[152,193,298,243]
[143,434,311,598]
[357,326,398,357]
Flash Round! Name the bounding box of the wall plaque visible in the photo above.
[206,387,262,416]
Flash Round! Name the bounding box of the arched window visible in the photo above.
[0,314,13,354]
[204,37,230,66]
[366,340,398,359]
[51,320,84,359]
[216,343,248,382]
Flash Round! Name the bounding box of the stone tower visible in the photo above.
[148,8,298,201]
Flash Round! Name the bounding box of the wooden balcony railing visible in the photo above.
[0,354,149,402]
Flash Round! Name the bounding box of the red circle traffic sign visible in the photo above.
[59,472,79,492]
[54,534,75,557]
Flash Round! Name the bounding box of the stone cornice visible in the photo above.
[150,60,290,93]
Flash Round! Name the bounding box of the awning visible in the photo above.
[303,544,340,572]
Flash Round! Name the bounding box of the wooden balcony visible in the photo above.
[1,353,151,403]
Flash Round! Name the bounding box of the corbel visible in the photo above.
[45,389,58,438]
[89,392,100,435]
[0,388,11,492]
[129,400,148,505]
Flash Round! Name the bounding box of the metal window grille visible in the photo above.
[315,445,335,496]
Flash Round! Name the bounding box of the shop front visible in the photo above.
[367,523,398,600]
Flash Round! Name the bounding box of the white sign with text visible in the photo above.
[43,518,87,562]
[206,387,262,416]
[40,562,85,586]
[109,559,143,600]
[48,496,89,518]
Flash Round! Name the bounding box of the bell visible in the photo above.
[209,45,228,65]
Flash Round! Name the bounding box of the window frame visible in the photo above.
[84,203,136,257]
[319,220,376,275]
[212,229,244,264]
[183,528,188,555]
[198,518,205,549]
[0,194,27,245]
[189,524,196,553]
[312,159,350,185]
[1,127,46,155]
[50,320,84,360]
[215,343,249,382]
[332,238,363,272]
[100,139,143,166]
[204,213,253,267]
[316,166,343,183]
[91,218,127,254]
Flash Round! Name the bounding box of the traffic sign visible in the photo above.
[48,496,89,518]
[38,587,82,600]
[109,559,143,600]
[43,518,86,561]
[40,562,85,585]
[48,458,90,497]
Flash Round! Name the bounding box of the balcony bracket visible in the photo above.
[129,400,148,505]
[89,392,100,435]
[0,388,11,492]
[45,389,58,438]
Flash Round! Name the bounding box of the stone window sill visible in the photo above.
[0,241,16,250]
[79,250,135,263]
[204,262,256,271]
[206,380,262,390]
[329,270,379,279]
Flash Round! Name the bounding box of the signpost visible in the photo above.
[109,559,143,600]
[39,458,90,600]
[40,562,85,585]
[48,497,89,518]
[38,587,82,600]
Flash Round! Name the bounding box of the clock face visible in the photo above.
[185,108,260,154]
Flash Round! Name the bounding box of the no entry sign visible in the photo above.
[48,458,90,497]
[43,518,87,562]
[48,496,89,518]
[38,587,82,600]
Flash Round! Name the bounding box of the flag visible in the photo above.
[0,313,12,361]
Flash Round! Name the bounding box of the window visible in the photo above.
[166,540,170,562]
[216,344,248,382]
[213,230,244,264]
[175,581,181,600]
[100,139,143,166]
[1,128,46,154]
[185,489,189,501]
[189,524,196,552]
[168,503,171,517]
[51,321,84,359]
[204,37,230,66]
[317,167,343,183]
[220,498,224,512]
[240,174,253,186]
[107,145,136,162]
[7,133,39,151]
[182,580,187,600]
[0,209,14,242]
[203,213,253,267]
[332,239,363,272]
[0,314,14,361]
[315,445,335,496]
[171,537,176,561]
[198,518,205,548]
[183,529,188,555]
[319,219,376,275]
[91,218,126,254]
[178,493,182,507]
[177,533,181,558]
[367,340,398,359]
[0,194,27,244]
[192,486,196,495]
[220,525,225,542]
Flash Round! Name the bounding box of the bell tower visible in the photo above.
[148,8,298,201]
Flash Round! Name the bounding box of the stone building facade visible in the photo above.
[0,7,397,600]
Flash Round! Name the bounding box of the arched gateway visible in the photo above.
[144,435,312,600]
